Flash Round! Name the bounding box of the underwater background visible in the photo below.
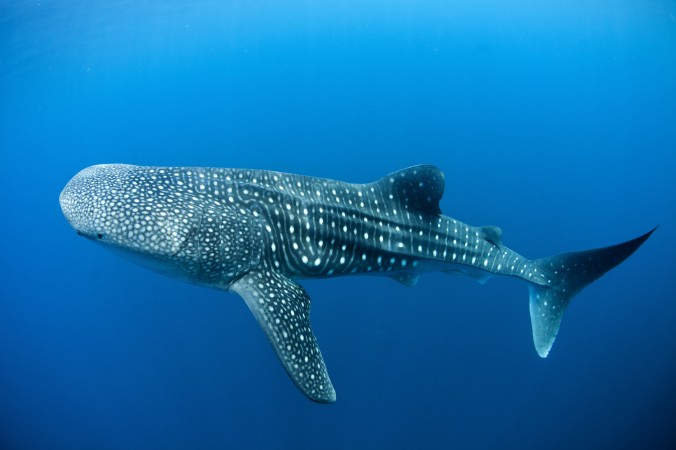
[1,1,675,448]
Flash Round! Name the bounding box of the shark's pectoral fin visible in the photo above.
[230,270,336,403]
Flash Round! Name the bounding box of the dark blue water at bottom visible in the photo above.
[1,1,675,449]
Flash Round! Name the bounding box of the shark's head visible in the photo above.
[60,164,201,279]
[60,164,259,285]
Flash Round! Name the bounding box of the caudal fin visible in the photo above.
[529,227,656,357]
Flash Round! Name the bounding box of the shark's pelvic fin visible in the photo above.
[231,270,336,403]
[392,272,421,287]
[376,165,445,215]
[529,227,657,357]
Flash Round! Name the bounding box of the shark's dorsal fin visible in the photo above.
[376,165,445,215]
[230,269,336,403]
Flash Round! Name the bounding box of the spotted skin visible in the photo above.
[60,164,655,403]
[231,270,335,402]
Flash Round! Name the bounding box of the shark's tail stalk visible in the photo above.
[529,227,657,357]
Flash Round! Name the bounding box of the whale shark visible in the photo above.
[59,164,654,403]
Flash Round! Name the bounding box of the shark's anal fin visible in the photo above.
[230,270,336,403]
[442,268,492,284]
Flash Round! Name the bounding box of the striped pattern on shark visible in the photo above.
[59,164,655,403]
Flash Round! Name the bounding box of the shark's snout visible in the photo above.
[59,182,77,230]
[59,166,96,235]
[60,164,133,238]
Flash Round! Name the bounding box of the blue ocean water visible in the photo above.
[1,1,675,448]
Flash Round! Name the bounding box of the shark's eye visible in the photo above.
[97,233,103,239]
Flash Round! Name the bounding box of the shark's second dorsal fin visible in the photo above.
[479,225,503,249]
[376,165,445,215]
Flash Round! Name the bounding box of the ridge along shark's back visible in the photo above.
[59,164,655,403]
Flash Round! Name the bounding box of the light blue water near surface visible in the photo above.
[1,1,675,449]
